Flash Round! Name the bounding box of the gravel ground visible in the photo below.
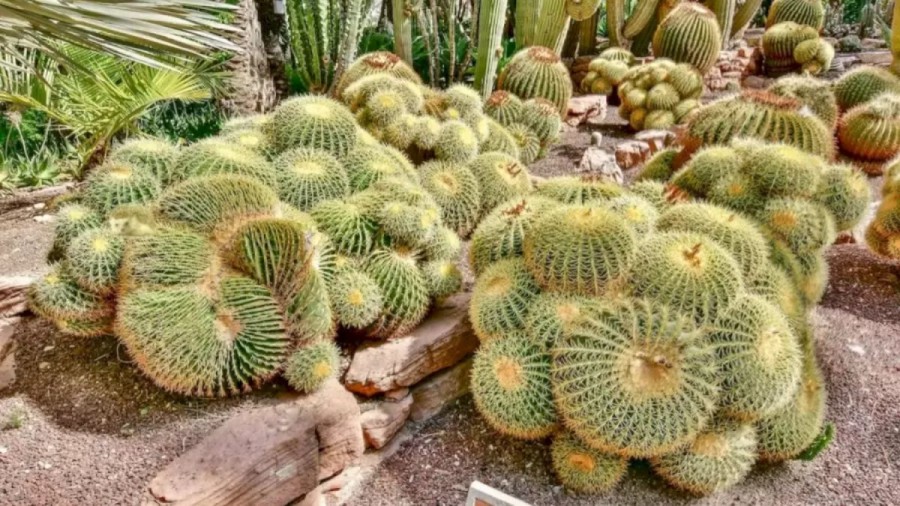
[0,206,55,278]
[348,245,900,506]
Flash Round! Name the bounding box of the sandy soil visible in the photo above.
[0,206,55,278]
[348,245,900,506]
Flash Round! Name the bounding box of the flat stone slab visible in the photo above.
[0,276,32,317]
[145,379,363,506]
[410,358,473,423]
[360,394,412,450]
[343,293,476,397]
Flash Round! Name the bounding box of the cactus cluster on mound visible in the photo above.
[651,3,722,75]
[867,160,900,258]
[681,90,835,160]
[468,152,839,494]
[30,94,467,398]
[497,46,573,116]
[762,21,833,76]
[837,93,900,175]
[617,59,704,131]
[580,48,635,96]
[338,53,557,173]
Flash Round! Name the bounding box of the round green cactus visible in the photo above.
[343,144,417,192]
[748,262,808,331]
[122,227,214,289]
[418,160,482,237]
[618,60,704,131]
[467,152,532,214]
[815,164,870,231]
[497,46,573,116]
[469,196,558,275]
[171,139,277,187]
[793,37,834,75]
[28,263,113,324]
[524,205,636,296]
[343,74,424,116]
[709,294,803,420]
[413,115,443,151]
[271,96,358,156]
[629,232,744,322]
[116,275,290,397]
[651,2,722,75]
[480,118,521,159]
[335,51,422,99]
[421,259,463,299]
[766,0,826,30]
[866,178,900,258]
[221,113,272,135]
[471,333,557,439]
[284,339,341,393]
[635,148,678,182]
[82,162,161,216]
[743,144,823,198]
[519,98,562,147]
[221,128,278,161]
[469,258,541,341]
[363,247,430,339]
[767,75,839,130]
[833,65,900,111]
[755,350,826,462]
[434,120,480,163]
[758,198,836,255]
[535,175,626,204]
[109,138,179,187]
[366,89,409,126]
[424,225,462,262]
[484,90,524,128]
[66,228,125,295]
[444,84,483,116]
[838,92,900,165]
[581,58,630,95]
[553,298,720,457]
[601,194,660,235]
[51,204,103,259]
[376,200,440,248]
[382,113,418,150]
[157,174,279,232]
[651,418,758,495]
[506,123,542,165]
[762,22,820,75]
[310,199,378,256]
[551,431,629,494]
[672,145,744,195]
[629,180,673,211]
[657,203,769,281]
[273,148,350,211]
[524,292,596,347]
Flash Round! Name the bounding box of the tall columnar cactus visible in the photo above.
[652,3,722,75]
[515,0,571,52]
[730,0,764,37]
[286,0,365,93]
[766,0,826,30]
[391,0,415,67]
[704,0,735,48]
[497,47,574,116]
[473,0,510,99]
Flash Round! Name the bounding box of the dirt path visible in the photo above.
[347,245,900,506]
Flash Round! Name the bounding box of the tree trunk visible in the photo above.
[221,0,282,115]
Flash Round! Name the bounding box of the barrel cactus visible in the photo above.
[761,21,821,76]
[497,46,573,116]
[833,65,900,111]
[867,160,900,258]
[766,0,826,30]
[580,48,635,96]
[651,2,722,75]
[767,75,839,129]
[618,59,704,131]
[837,92,900,174]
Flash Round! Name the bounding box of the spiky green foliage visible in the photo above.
[553,298,720,457]
[376,201,440,248]
[762,22,820,75]
[310,200,378,256]
[867,163,900,258]
[363,247,430,339]
[334,51,422,99]
[524,293,596,347]
[51,204,102,260]
[445,85,483,115]
[629,232,744,322]
[366,90,409,126]
[109,138,178,187]
[116,275,290,397]
[271,96,358,156]
[759,198,836,255]
[635,148,678,182]
[601,195,659,235]
[657,203,769,281]
[652,3,722,75]
[484,90,525,128]
[710,294,802,420]
[743,144,823,198]
[422,259,463,299]
[273,148,350,211]
[766,0,826,30]
[518,98,562,147]
[767,75,839,129]
[524,205,636,296]
[469,196,558,275]
[629,180,673,210]
[581,58,630,95]
[434,120,480,163]
[756,350,826,462]
[618,60,704,131]
[82,162,161,216]
[419,161,482,237]
[222,129,278,161]
[471,333,557,439]
[284,340,341,393]
[497,46,573,116]
[793,37,834,75]
[535,175,626,204]
[815,164,870,231]
[171,139,277,187]
[838,92,900,165]
[121,227,214,289]
[424,225,462,262]
[470,258,541,341]
[156,175,278,232]
[651,419,758,495]
[671,146,741,195]
[683,91,835,159]
[343,74,424,115]
[467,152,533,214]
[507,123,542,165]
[382,113,418,150]
[329,268,384,329]
[551,431,629,494]
[833,65,900,111]
[66,228,124,295]
[343,144,417,192]
[480,119,521,159]
[28,264,112,324]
